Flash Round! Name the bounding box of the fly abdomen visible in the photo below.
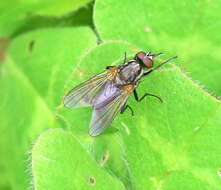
[93,80,121,109]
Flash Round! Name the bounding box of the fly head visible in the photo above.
[135,51,163,68]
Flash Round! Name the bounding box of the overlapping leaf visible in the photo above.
[94,0,221,95]
[0,27,96,190]
[0,0,92,37]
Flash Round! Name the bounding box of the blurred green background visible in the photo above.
[0,0,221,189]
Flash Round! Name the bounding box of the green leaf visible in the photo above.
[60,41,221,189]
[0,27,96,189]
[0,0,92,37]
[94,0,221,95]
[11,5,94,38]
[31,128,125,189]
[8,27,97,108]
[34,0,92,16]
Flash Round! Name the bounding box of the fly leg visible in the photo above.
[133,89,163,103]
[106,66,115,69]
[120,104,134,116]
[106,52,127,69]
[143,70,153,76]
[123,52,127,64]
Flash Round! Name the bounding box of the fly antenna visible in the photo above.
[152,52,163,58]
[153,55,178,71]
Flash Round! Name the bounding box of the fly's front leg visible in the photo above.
[120,104,134,116]
[143,69,153,76]
[133,89,163,103]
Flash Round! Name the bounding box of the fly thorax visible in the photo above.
[119,62,142,83]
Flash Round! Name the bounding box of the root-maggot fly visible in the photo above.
[64,51,177,136]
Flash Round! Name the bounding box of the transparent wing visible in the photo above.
[89,84,132,136]
[63,71,111,108]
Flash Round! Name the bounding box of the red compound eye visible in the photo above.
[143,57,153,68]
[135,51,146,60]
[135,51,153,68]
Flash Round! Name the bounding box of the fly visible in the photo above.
[63,51,177,136]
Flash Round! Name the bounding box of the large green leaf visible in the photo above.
[0,27,96,190]
[94,0,221,96]
[31,128,125,189]
[8,27,97,108]
[11,4,94,38]
[0,0,92,37]
[59,41,221,190]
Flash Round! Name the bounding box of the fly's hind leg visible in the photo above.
[134,89,163,103]
[120,104,134,116]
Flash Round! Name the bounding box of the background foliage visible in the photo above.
[0,0,221,190]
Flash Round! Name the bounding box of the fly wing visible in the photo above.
[89,84,133,136]
[63,71,111,108]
